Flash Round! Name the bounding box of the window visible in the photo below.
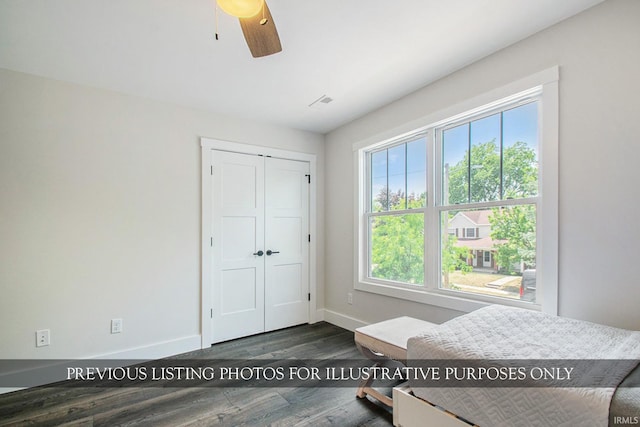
[355,68,558,314]
[439,101,539,301]
[367,137,426,284]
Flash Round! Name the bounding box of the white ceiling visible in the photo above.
[0,0,604,134]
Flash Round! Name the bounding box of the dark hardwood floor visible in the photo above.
[0,323,393,426]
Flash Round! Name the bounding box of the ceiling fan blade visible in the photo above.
[239,1,282,58]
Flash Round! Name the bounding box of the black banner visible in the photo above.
[1,358,637,388]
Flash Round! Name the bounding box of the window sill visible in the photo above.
[355,279,542,314]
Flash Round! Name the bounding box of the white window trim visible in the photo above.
[353,67,559,315]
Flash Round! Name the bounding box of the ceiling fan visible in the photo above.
[216,0,282,58]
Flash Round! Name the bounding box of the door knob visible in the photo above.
[253,250,264,256]
[266,250,280,256]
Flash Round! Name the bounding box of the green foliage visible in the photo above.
[441,232,472,286]
[371,214,424,284]
[446,140,537,204]
[503,141,538,199]
[489,205,537,273]
[370,192,425,283]
[446,140,501,203]
[374,186,424,212]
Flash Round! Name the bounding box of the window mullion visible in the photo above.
[404,142,408,210]
[499,111,504,200]
[467,124,471,204]
[438,196,538,212]
[366,152,371,213]
[385,149,389,211]
[426,129,438,291]
[367,208,425,217]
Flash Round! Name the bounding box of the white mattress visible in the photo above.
[407,305,640,427]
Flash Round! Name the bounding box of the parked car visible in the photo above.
[520,269,536,302]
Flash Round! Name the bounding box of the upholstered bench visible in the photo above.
[354,316,436,407]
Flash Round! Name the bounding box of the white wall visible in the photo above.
[0,68,325,358]
[325,0,640,330]
[2,0,638,363]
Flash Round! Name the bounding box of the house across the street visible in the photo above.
[448,210,505,271]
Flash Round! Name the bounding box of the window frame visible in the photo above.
[353,67,558,315]
[364,136,428,285]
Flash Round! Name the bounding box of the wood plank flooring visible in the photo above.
[0,323,394,427]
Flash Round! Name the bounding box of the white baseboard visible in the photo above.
[0,335,201,394]
[321,309,368,332]
[95,334,201,360]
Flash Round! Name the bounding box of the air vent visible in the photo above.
[309,95,333,108]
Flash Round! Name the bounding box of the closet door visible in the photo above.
[264,158,310,331]
[210,151,309,343]
[211,151,265,343]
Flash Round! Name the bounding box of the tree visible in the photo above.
[370,211,424,284]
[489,205,536,273]
[441,232,472,286]
[370,190,425,284]
[447,140,501,204]
[503,141,538,199]
[446,140,537,204]
[373,186,405,211]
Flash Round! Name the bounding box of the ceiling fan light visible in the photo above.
[217,0,264,18]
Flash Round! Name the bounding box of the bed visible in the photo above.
[355,305,640,427]
[406,305,640,427]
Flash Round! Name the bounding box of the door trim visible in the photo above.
[200,137,318,349]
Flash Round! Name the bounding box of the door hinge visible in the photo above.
[210,308,213,318]
[308,293,311,301]
[210,165,213,175]
[305,174,311,184]
[210,237,213,247]
[308,234,311,242]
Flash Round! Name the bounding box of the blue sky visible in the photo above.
[371,138,427,208]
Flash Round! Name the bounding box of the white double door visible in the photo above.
[210,150,310,343]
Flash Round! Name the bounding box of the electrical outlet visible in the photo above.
[347,292,353,305]
[36,329,50,347]
[111,318,123,334]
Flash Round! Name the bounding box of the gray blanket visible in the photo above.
[407,305,640,427]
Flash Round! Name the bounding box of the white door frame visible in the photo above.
[200,137,318,349]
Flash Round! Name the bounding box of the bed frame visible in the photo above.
[355,316,481,426]
[393,383,478,427]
